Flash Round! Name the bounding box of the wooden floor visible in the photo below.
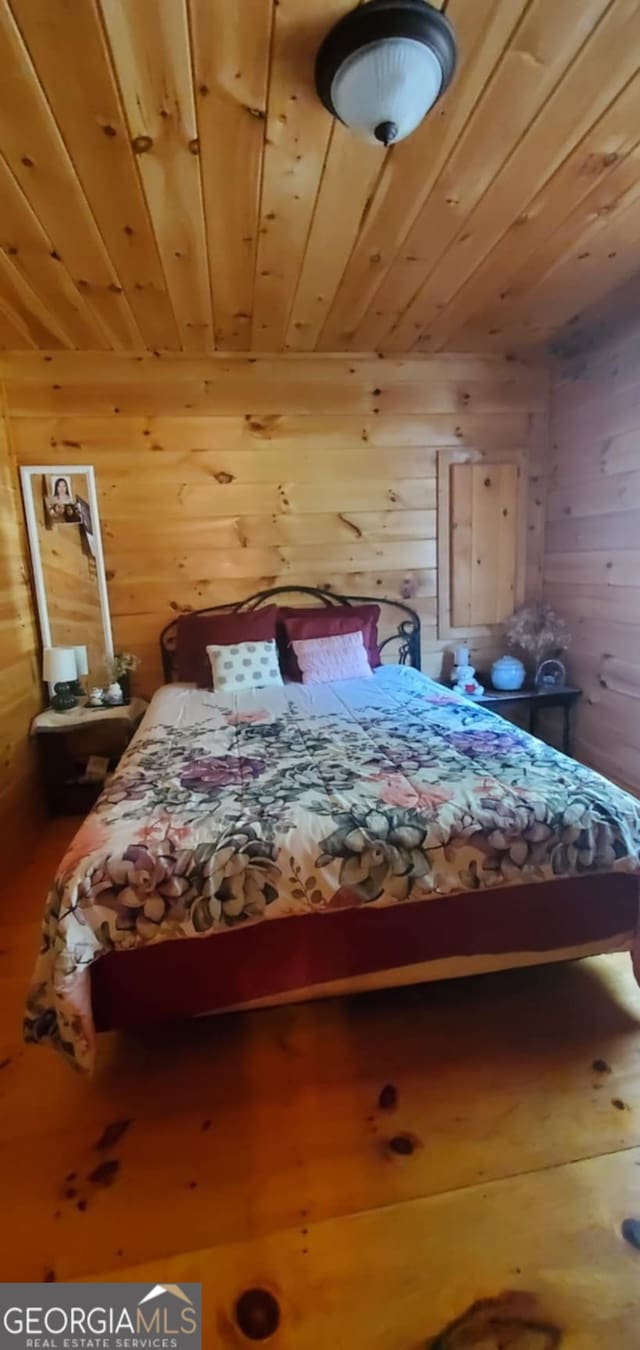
[2,819,640,1346]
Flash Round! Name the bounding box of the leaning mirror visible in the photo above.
[20,465,113,689]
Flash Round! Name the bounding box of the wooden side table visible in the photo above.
[473,681,582,755]
[31,698,148,815]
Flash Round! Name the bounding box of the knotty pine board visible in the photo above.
[2,352,548,695]
[0,396,42,861]
[546,328,640,795]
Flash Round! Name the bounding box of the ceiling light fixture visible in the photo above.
[315,0,457,147]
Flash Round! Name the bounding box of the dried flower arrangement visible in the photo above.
[505,604,571,669]
[106,652,140,683]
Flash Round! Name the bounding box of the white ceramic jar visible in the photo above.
[491,655,526,691]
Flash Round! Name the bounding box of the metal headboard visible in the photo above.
[160,585,421,682]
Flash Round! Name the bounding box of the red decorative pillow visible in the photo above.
[175,606,277,687]
[278,604,381,680]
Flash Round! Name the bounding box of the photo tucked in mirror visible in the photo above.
[36,471,105,685]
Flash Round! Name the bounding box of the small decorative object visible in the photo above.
[70,644,88,696]
[88,686,105,707]
[315,0,457,146]
[106,651,139,703]
[454,643,470,668]
[42,647,78,712]
[104,681,124,706]
[76,494,96,557]
[506,604,571,686]
[491,654,526,692]
[44,473,81,524]
[451,647,484,698]
[535,657,567,690]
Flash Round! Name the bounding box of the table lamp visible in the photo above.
[42,646,78,711]
[71,644,88,696]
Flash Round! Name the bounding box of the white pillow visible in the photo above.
[206,639,283,693]
[291,630,373,684]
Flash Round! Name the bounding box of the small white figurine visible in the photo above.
[451,650,484,698]
[88,686,105,707]
[104,681,124,706]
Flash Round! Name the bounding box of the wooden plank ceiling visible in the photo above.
[1,0,640,356]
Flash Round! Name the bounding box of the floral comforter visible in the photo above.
[26,665,640,1069]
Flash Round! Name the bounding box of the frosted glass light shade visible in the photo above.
[331,37,443,144]
[315,1,456,147]
[73,644,89,676]
[42,646,77,685]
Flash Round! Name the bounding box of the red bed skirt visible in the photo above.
[91,873,639,1033]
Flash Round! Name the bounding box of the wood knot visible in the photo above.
[427,1292,562,1347]
[188,137,200,156]
[101,123,117,138]
[131,134,153,154]
[234,1288,280,1340]
[388,1133,419,1156]
[592,1059,611,1074]
[377,1083,397,1111]
[94,1119,132,1151]
[87,1158,120,1187]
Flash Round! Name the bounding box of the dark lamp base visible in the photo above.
[50,681,78,712]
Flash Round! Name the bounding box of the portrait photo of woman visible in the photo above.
[44,474,80,523]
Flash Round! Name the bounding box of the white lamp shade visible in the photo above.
[73,644,89,676]
[42,646,77,685]
[330,37,443,143]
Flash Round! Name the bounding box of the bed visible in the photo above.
[25,588,640,1070]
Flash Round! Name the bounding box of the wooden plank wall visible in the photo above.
[546,328,640,794]
[1,351,548,698]
[0,395,42,860]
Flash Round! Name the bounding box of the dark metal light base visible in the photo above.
[50,681,78,713]
[315,0,457,132]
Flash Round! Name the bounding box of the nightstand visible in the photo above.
[31,698,148,815]
[473,680,582,755]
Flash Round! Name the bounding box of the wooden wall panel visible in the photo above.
[450,462,519,628]
[0,394,42,862]
[2,351,548,696]
[546,329,640,795]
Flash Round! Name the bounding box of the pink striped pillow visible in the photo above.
[291,631,373,684]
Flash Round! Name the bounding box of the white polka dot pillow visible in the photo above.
[206,639,283,692]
